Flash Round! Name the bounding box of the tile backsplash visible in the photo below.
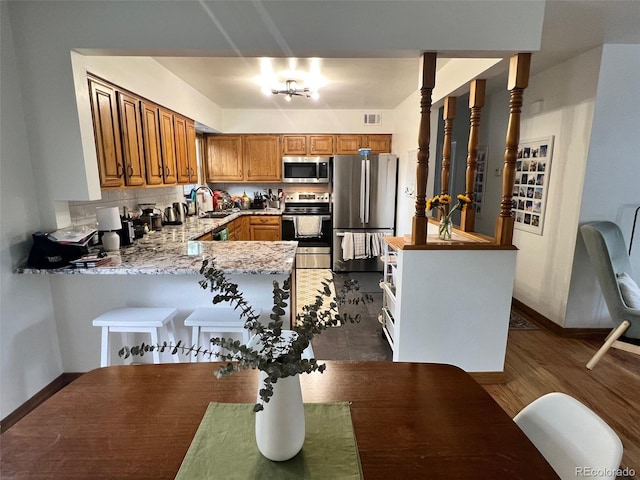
[69,186,187,226]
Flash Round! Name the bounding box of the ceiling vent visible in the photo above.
[363,113,381,125]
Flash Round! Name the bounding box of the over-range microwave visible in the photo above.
[282,156,331,183]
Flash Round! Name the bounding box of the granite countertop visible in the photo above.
[17,209,298,275]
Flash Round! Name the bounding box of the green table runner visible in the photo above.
[175,402,363,480]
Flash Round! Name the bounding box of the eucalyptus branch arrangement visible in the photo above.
[119,258,372,411]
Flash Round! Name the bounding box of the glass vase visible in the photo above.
[439,218,452,240]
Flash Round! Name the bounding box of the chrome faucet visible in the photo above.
[193,185,214,217]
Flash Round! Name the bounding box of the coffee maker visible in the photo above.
[119,217,135,245]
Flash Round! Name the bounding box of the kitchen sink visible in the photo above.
[200,211,233,219]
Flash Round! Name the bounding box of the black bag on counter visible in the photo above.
[27,232,89,269]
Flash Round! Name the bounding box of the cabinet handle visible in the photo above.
[127,164,134,177]
[165,166,171,176]
[158,162,163,178]
[117,163,124,177]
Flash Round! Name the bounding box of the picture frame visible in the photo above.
[512,136,554,235]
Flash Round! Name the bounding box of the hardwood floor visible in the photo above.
[484,328,640,478]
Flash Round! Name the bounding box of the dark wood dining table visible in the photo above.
[1,361,558,479]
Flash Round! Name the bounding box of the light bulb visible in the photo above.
[310,92,319,100]
[285,95,292,102]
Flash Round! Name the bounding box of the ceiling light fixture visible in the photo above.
[272,79,317,101]
[258,58,324,102]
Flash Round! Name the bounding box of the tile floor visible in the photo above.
[296,269,393,361]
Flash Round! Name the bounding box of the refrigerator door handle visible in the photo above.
[360,159,366,223]
[365,158,371,223]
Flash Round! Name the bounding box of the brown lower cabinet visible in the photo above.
[249,216,281,241]
[195,215,280,242]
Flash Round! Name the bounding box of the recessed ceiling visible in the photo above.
[154,57,423,110]
[149,1,640,112]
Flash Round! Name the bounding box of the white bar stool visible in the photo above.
[184,307,260,362]
[92,307,179,367]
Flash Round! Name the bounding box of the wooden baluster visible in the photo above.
[495,53,531,246]
[411,52,437,245]
[461,79,486,232]
[440,97,456,220]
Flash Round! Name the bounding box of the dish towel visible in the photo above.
[342,232,354,261]
[353,233,367,259]
[294,216,322,238]
[370,233,385,257]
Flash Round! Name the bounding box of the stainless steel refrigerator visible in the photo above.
[332,153,398,272]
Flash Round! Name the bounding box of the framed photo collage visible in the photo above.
[512,136,554,235]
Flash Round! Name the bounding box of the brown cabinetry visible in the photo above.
[335,134,392,154]
[158,108,178,184]
[249,215,281,241]
[194,231,213,241]
[205,135,244,182]
[282,135,334,156]
[243,135,281,182]
[88,74,198,189]
[174,114,198,183]
[206,135,281,182]
[140,101,164,186]
[88,78,124,188]
[117,91,146,187]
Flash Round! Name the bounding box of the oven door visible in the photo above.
[282,215,332,268]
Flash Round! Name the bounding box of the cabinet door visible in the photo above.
[244,135,281,182]
[239,215,250,240]
[249,216,281,240]
[88,78,124,188]
[140,101,164,186]
[174,114,190,183]
[282,135,307,156]
[309,135,334,155]
[159,108,177,184]
[365,134,392,154]
[250,225,281,241]
[335,135,362,155]
[186,120,198,183]
[117,91,146,187]
[205,135,244,182]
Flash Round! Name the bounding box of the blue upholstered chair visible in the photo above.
[580,221,640,369]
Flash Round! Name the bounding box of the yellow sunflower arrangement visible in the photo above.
[427,194,471,240]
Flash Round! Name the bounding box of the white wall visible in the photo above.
[510,48,601,325]
[1,3,63,419]
[223,109,394,134]
[565,44,640,328]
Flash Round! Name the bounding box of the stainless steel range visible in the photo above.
[281,192,332,269]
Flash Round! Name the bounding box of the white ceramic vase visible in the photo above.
[255,371,305,461]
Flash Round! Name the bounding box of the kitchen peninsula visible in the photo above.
[17,212,297,373]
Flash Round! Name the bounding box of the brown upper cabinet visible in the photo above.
[158,107,178,184]
[88,77,125,188]
[206,135,281,182]
[88,74,197,189]
[205,135,244,182]
[117,91,146,187]
[335,134,392,154]
[140,100,164,186]
[174,114,198,183]
[244,135,281,182]
[282,135,334,156]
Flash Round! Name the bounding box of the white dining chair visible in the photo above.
[513,392,623,480]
